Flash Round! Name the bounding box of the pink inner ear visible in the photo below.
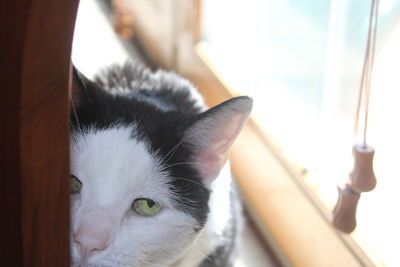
[195,114,247,182]
[197,148,229,181]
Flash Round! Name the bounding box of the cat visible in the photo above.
[69,62,252,267]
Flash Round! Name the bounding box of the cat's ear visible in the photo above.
[184,96,252,184]
[70,65,91,107]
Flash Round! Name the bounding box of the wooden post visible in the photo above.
[0,0,79,265]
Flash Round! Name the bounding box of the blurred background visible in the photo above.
[73,0,400,266]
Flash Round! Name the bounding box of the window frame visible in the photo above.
[126,0,377,266]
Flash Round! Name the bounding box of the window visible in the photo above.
[200,1,400,266]
[119,0,400,266]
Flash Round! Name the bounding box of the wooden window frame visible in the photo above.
[0,0,79,265]
[126,0,377,266]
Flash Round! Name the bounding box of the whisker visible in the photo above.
[70,94,81,130]
[161,160,216,173]
[160,161,194,172]
[158,139,186,164]
[139,259,168,267]
[157,128,207,164]
[169,176,210,192]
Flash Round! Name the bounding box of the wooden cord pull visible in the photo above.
[333,144,376,233]
[350,144,376,192]
[333,184,360,233]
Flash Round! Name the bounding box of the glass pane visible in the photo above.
[201,0,400,266]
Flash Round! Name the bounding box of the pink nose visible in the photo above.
[75,208,112,258]
[75,232,109,258]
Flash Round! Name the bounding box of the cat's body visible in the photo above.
[70,63,252,267]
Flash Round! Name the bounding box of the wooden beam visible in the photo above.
[0,0,79,265]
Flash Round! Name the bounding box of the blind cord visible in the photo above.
[354,0,379,146]
[333,0,378,233]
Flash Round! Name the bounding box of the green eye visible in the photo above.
[70,175,82,193]
[132,198,162,217]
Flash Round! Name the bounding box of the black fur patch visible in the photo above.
[70,63,211,226]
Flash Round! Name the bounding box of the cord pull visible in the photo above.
[333,184,360,233]
[333,144,376,233]
[350,144,376,192]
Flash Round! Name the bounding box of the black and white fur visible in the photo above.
[70,63,252,267]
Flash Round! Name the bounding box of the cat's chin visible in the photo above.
[70,259,135,267]
[70,260,167,267]
[70,242,81,266]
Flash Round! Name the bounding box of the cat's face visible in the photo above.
[70,65,252,266]
[70,127,202,266]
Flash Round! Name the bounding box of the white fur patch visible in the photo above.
[70,126,204,266]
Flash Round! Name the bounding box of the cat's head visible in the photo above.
[69,66,252,266]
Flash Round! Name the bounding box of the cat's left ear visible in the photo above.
[70,64,91,107]
[184,96,253,185]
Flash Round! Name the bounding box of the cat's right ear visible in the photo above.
[71,65,90,107]
[183,96,253,186]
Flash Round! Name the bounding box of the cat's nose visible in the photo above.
[75,239,108,259]
[75,208,112,258]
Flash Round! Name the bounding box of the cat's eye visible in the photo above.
[132,198,162,217]
[70,175,82,193]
